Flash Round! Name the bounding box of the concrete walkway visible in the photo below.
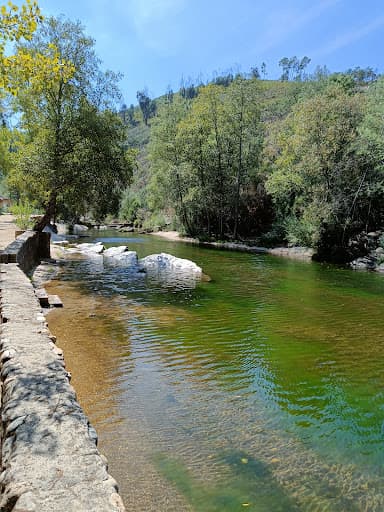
[0,216,127,510]
[0,265,125,511]
[0,214,17,250]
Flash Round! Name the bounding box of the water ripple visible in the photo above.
[46,230,384,511]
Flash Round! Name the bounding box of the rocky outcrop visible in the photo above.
[349,232,384,272]
[68,244,139,266]
[73,224,89,234]
[61,244,204,283]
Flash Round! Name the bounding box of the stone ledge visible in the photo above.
[0,264,126,512]
[2,231,50,273]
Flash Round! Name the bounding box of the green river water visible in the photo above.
[46,231,384,511]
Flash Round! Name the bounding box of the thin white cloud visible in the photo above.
[253,0,341,55]
[130,0,187,23]
[313,15,384,58]
[124,0,189,55]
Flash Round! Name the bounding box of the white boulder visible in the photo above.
[43,224,66,243]
[75,242,105,254]
[103,246,128,257]
[105,250,138,266]
[139,253,202,276]
[73,224,89,233]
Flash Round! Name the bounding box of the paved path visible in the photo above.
[0,264,126,511]
[0,219,126,510]
[0,214,16,249]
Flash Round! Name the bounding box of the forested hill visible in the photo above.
[119,67,383,263]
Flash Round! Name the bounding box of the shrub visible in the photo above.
[10,200,35,230]
[284,215,317,248]
[119,189,142,223]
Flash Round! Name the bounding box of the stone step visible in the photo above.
[48,294,63,308]
[35,288,49,308]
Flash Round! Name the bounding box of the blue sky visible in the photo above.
[30,0,384,104]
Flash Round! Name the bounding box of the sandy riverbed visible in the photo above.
[150,230,198,244]
[150,230,314,260]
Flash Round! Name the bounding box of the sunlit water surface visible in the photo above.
[46,231,384,511]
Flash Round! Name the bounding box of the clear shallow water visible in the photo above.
[46,231,384,511]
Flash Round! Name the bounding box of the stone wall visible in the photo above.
[0,238,126,510]
[1,231,51,273]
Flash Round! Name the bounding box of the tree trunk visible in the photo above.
[33,192,57,232]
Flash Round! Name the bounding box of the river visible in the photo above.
[45,230,384,511]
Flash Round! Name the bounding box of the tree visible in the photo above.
[9,16,133,227]
[120,103,137,126]
[136,88,156,125]
[357,77,384,227]
[179,83,230,237]
[0,0,42,93]
[261,62,267,79]
[224,78,263,237]
[265,83,370,260]
[279,56,311,81]
[345,66,378,86]
[148,96,193,232]
[0,123,18,187]
[180,84,198,99]
[0,1,74,96]
[165,86,174,104]
[0,1,74,194]
[149,80,264,238]
[250,67,260,79]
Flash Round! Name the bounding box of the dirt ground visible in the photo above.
[150,230,198,243]
[0,214,17,250]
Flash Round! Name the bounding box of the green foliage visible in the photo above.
[121,63,384,261]
[119,189,142,223]
[136,89,156,125]
[0,124,17,178]
[345,66,378,86]
[284,215,318,248]
[10,199,35,229]
[141,211,167,231]
[8,16,133,228]
[120,103,138,127]
[265,82,374,259]
[126,123,150,149]
[258,222,286,247]
[148,78,266,238]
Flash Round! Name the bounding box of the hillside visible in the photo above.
[118,71,383,263]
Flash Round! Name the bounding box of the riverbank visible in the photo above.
[0,219,126,511]
[151,231,314,261]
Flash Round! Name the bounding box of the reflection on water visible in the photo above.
[46,231,384,511]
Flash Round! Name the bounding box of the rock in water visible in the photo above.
[139,253,202,275]
[105,250,138,266]
[73,223,89,233]
[74,242,105,254]
[103,246,128,257]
